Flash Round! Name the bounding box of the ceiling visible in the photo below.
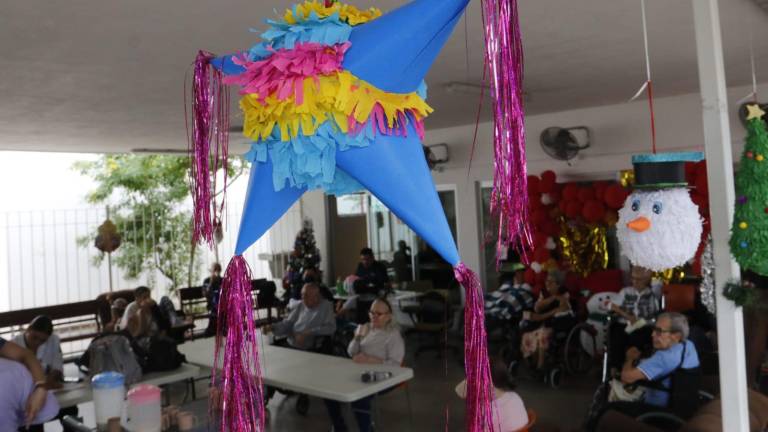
[1,0,767,153]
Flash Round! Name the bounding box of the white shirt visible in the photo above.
[12,333,64,373]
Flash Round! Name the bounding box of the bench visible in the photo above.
[178,279,283,338]
[0,300,101,362]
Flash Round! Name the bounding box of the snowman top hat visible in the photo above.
[631,151,703,189]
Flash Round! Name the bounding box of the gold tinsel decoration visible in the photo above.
[618,169,635,188]
[558,219,609,276]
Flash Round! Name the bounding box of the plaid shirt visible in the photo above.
[485,283,535,320]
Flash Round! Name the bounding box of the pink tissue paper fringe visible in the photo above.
[212,256,265,432]
[188,50,229,248]
[225,42,350,105]
[454,263,496,432]
[480,0,532,263]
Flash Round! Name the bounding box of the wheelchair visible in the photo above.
[502,314,599,389]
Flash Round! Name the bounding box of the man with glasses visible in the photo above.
[607,266,660,369]
[590,312,700,428]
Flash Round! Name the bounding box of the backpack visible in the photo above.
[144,335,186,372]
[79,333,144,385]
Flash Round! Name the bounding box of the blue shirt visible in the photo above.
[637,340,700,407]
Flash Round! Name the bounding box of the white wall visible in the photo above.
[426,82,767,280]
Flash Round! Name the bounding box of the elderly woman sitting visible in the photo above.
[324,297,405,432]
[520,269,574,371]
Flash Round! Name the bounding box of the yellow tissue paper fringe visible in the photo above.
[239,71,433,142]
[284,1,382,26]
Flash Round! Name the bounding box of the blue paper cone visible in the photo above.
[235,158,306,254]
[343,0,470,93]
[335,124,460,266]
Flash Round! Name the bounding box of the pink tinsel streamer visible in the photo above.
[454,263,495,432]
[187,50,229,248]
[225,42,350,104]
[480,0,532,264]
[212,256,265,432]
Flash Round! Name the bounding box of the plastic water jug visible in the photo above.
[92,372,125,429]
[126,384,162,432]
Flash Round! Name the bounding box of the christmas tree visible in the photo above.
[730,104,768,275]
[284,221,322,299]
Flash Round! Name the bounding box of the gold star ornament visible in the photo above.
[747,104,766,121]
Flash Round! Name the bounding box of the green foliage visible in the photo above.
[730,116,768,276]
[722,280,766,309]
[75,154,245,290]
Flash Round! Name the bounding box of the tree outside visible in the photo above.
[75,154,244,291]
[730,104,768,276]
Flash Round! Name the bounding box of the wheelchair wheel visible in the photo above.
[564,323,597,376]
[548,367,562,389]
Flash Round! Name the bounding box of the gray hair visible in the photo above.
[658,312,689,340]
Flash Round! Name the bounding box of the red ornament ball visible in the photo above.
[747,151,754,159]
[539,170,557,193]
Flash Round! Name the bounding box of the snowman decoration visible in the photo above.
[617,152,704,272]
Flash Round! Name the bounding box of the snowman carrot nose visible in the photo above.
[627,216,651,232]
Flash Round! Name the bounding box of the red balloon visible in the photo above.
[527,176,541,195]
[604,184,629,209]
[539,170,557,193]
[565,272,581,292]
[558,200,569,213]
[604,209,619,226]
[532,208,549,225]
[565,201,583,219]
[577,187,595,203]
[543,220,560,237]
[534,232,548,248]
[562,183,579,201]
[548,189,561,204]
[582,199,606,223]
[593,182,608,201]
[533,248,551,263]
[524,268,536,285]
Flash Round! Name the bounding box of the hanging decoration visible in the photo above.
[95,219,122,253]
[558,221,608,277]
[730,104,768,276]
[480,0,532,266]
[617,153,704,272]
[187,1,521,429]
[618,169,635,188]
[699,235,716,314]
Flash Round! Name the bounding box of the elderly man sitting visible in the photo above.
[262,282,336,414]
[263,282,336,350]
[590,312,701,428]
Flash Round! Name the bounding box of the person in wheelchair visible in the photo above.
[485,263,534,338]
[520,270,575,374]
[595,312,700,428]
[262,282,336,414]
[607,266,660,370]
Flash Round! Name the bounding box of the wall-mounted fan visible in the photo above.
[540,126,591,162]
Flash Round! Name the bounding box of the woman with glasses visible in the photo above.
[325,298,405,432]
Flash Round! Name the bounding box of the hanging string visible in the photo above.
[629,0,657,154]
[738,12,759,104]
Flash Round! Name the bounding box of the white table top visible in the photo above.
[334,290,423,302]
[180,338,413,403]
[54,363,201,409]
